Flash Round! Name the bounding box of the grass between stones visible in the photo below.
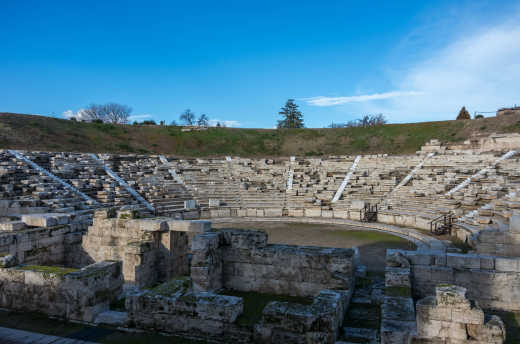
[16,265,79,276]
[384,286,412,298]
[220,290,313,327]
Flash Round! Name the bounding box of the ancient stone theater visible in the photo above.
[1,133,520,343]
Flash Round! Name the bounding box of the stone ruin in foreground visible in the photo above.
[1,132,520,343]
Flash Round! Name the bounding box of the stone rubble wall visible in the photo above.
[414,285,506,344]
[390,248,520,311]
[381,252,416,344]
[0,215,87,267]
[126,282,247,343]
[0,260,123,322]
[255,289,350,344]
[191,228,356,298]
[82,209,209,288]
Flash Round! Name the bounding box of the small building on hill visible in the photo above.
[497,106,520,116]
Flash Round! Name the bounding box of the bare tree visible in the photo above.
[197,114,209,127]
[327,114,387,128]
[81,103,132,124]
[180,109,196,125]
[102,103,132,124]
[82,104,106,122]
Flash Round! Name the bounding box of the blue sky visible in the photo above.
[1,1,519,128]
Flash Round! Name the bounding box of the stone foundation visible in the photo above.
[0,260,122,322]
[191,228,356,297]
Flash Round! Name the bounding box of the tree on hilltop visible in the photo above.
[197,114,209,127]
[180,109,196,125]
[277,99,304,129]
[81,103,132,124]
[457,106,471,120]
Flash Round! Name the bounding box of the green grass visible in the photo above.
[3,112,520,156]
[334,230,410,243]
[16,265,79,276]
[385,286,412,298]
[220,290,312,327]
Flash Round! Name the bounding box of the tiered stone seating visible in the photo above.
[381,153,515,229]
[230,158,286,210]
[45,152,142,210]
[286,156,354,210]
[175,158,241,210]
[0,151,95,219]
[105,155,195,217]
[332,155,421,211]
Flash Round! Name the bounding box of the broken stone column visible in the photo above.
[415,285,506,343]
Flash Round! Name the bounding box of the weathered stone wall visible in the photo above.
[0,260,122,322]
[414,285,506,343]
[82,209,209,288]
[254,289,350,343]
[381,252,416,344]
[126,278,248,343]
[0,220,86,267]
[472,215,520,257]
[391,249,520,311]
[126,277,350,344]
[191,228,356,297]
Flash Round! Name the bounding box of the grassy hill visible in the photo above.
[1,112,520,157]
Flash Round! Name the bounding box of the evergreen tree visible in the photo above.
[277,99,304,128]
[456,106,471,120]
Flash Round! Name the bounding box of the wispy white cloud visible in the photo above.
[303,91,422,107]
[128,114,153,121]
[360,12,520,122]
[208,119,241,127]
[61,109,90,121]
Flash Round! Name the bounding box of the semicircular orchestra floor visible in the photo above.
[211,221,416,272]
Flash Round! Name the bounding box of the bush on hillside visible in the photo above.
[457,106,471,120]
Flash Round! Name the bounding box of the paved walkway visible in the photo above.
[0,327,98,344]
[210,216,446,250]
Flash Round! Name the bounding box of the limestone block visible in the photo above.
[380,319,417,344]
[134,219,168,232]
[208,199,221,207]
[167,220,211,233]
[321,210,333,218]
[0,221,25,231]
[467,315,506,343]
[94,208,116,219]
[237,209,247,217]
[350,200,366,211]
[21,213,70,228]
[303,208,321,217]
[333,210,349,219]
[495,257,520,272]
[377,212,395,225]
[264,208,282,217]
[446,253,480,269]
[510,215,520,233]
[435,285,471,309]
[246,208,257,217]
[417,318,467,340]
[288,209,304,217]
[385,267,411,287]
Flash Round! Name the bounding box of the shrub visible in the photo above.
[456,106,471,120]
